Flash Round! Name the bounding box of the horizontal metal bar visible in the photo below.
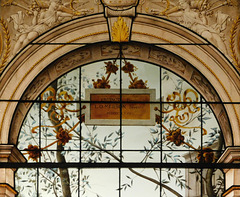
[0,162,239,169]
[0,100,239,104]
[30,42,210,45]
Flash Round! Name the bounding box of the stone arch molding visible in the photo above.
[0,14,239,147]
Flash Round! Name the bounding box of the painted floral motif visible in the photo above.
[24,144,41,162]
[166,128,185,146]
[56,128,73,146]
[197,147,214,163]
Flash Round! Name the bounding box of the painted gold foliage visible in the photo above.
[230,16,240,70]
[112,17,129,42]
[0,18,11,72]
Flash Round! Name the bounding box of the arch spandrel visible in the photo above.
[0,14,238,148]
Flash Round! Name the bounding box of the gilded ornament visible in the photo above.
[230,16,240,70]
[111,17,129,42]
[0,32,2,56]
[0,18,10,72]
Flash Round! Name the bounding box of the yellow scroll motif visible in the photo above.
[112,17,129,42]
[31,87,81,133]
[162,89,207,135]
[164,89,200,114]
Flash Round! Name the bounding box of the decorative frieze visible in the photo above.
[149,47,186,73]
[101,44,141,56]
[55,50,91,74]
[190,70,219,102]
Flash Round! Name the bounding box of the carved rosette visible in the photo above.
[101,0,139,42]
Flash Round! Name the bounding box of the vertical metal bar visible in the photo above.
[201,96,203,197]
[79,67,82,164]
[79,67,82,197]
[38,98,41,196]
[120,43,123,162]
[119,168,121,197]
[160,66,162,197]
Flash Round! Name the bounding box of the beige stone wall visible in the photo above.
[0,0,239,72]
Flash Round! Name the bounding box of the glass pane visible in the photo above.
[121,168,160,197]
[15,168,38,196]
[41,69,79,101]
[162,68,200,102]
[16,59,225,197]
[80,169,119,197]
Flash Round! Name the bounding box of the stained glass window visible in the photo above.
[16,58,224,197]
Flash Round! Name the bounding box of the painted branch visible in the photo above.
[129,168,183,197]
[80,126,183,197]
[48,82,71,197]
[206,132,223,197]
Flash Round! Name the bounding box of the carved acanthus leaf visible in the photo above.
[112,17,129,42]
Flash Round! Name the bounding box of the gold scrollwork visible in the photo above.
[158,89,207,135]
[31,87,83,134]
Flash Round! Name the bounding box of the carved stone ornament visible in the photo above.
[101,0,139,42]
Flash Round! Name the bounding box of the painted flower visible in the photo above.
[155,114,161,124]
[166,128,185,146]
[92,76,110,88]
[79,113,85,123]
[56,128,73,146]
[105,61,118,74]
[25,144,41,162]
[122,61,135,73]
[197,147,214,163]
[129,77,148,89]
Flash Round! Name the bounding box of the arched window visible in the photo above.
[15,52,225,197]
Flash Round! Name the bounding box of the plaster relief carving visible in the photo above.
[101,44,140,56]
[101,0,139,42]
[55,50,91,74]
[145,0,236,56]
[0,18,10,72]
[1,0,93,56]
[190,70,219,102]
[149,48,186,73]
[22,71,50,104]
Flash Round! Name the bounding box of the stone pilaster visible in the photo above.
[218,147,240,197]
[0,145,26,197]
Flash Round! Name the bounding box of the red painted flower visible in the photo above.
[122,61,135,73]
[92,76,110,89]
[197,147,214,163]
[166,128,185,146]
[56,128,73,146]
[105,61,118,74]
[25,144,41,162]
[155,114,161,124]
[129,77,148,89]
